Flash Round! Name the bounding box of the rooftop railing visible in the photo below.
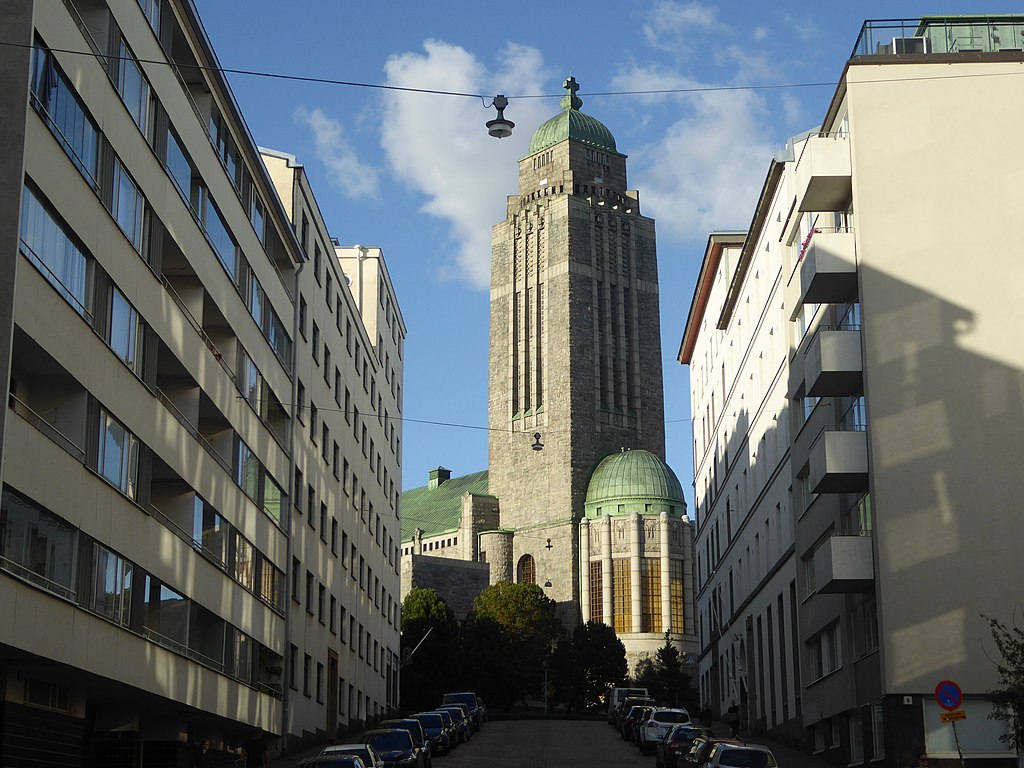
[851,17,1024,59]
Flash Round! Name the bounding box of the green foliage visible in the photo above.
[983,613,1024,749]
[473,581,561,643]
[550,621,628,712]
[401,587,454,632]
[631,633,697,709]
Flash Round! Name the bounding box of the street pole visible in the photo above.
[544,662,549,717]
[950,721,966,768]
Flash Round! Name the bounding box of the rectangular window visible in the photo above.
[330,594,337,634]
[112,159,145,251]
[641,558,662,633]
[30,45,99,187]
[871,704,885,759]
[289,644,298,690]
[259,556,283,609]
[291,556,300,601]
[89,544,136,622]
[108,285,143,374]
[143,575,188,647]
[165,129,194,208]
[234,438,260,502]
[849,710,864,764]
[116,39,151,136]
[208,111,240,188]
[303,654,312,696]
[19,184,89,316]
[249,190,266,245]
[669,559,684,633]
[331,519,339,555]
[136,0,160,34]
[612,558,631,633]
[317,662,324,703]
[203,200,238,282]
[234,533,254,590]
[98,409,140,499]
[320,502,327,542]
[305,571,314,613]
[318,583,326,624]
[312,323,320,363]
[325,272,333,307]
[192,497,226,565]
[1,488,78,600]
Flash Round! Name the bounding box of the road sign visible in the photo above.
[941,710,967,723]
[935,680,963,711]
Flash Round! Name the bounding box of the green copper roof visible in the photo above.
[585,449,685,510]
[526,76,617,157]
[401,470,490,542]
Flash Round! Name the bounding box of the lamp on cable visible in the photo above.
[486,95,514,138]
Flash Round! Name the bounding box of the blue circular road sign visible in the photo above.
[935,680,963,711]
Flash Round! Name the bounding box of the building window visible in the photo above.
[98,409,140,499]
[318,583,326,624]
[312,323,320,363]
[871,704,885,759]
[250,190,266,245]
[116,39,151,137]
[589,561,603,623]
[88,543,133,626]
[331,518,339,555]
[669,559,684,633]
[234,533,254,590]
[330,595,337,633]
[809,622,841,681]
[305,571,314,613]
[19,183,90,316]
[0,488,78,600]
[849,710,864,764]
[317,661,324,703]
[517,554,535,585]
[289,644,298,690]
[612,559,631,633]
[30,45,99,187]
[234,438,259,501]
[641,558,662,633]
[107,285,143,374]
[142,575,187,647]
[303,654,312,697]
[112,159,145,251]
[136,0,160,33]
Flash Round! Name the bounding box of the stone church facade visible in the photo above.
[402,78,697,668]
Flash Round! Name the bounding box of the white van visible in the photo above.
[607,687,649,724]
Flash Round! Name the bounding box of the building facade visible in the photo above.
[403,77,697,669]
[0,0,402,763]
[682,16,1024,768]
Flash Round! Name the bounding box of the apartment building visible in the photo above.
[682,16,1024,768]
[262,148,405,741]
[0,0,403,763]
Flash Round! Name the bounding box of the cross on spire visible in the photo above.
[561,75,583,111]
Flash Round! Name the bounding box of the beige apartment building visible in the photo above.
[681,16,1024,768]
[0,0,403,764]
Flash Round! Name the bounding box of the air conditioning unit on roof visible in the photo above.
[893,36,929,55]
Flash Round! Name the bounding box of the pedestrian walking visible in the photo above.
[241,729,269,768]
[194,738,215,768]
[727,701,740,738]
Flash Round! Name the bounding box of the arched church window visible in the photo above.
[517,554,536,585]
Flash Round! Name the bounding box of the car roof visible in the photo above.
[322,744,375,754]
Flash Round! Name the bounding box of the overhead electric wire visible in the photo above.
[8,39,1024,105]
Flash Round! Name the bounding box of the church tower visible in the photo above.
[487,78,667,620]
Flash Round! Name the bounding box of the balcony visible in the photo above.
[795,133,852,212]
[799,229,858,306]
[815,533,874,593]
[809,428,869,493]
[805,327,863,397]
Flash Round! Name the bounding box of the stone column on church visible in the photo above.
[602,515,613,626]
[631,512,642,633]
[580,516,591,621]
[660,512,672,634]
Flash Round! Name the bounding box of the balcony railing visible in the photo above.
[0,554,77,602]
[851,17,1024,59]
[160,275,236,380]
[8,393,86,464]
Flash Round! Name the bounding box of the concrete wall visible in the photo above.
[401,556,489,621]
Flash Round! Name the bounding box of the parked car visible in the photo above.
[639,708,692,754]
[319,744,383,768]
[409,712,451,756]
[608,687,650,724]
[441,692,484,729]
[623,705,654,742]
[680,737,741,768]
[702,743,777,768]
[615,696,656,731]
[655,725,711,768]
[436,704,473,741]
[362,729,426,768]
[300,756,367,768]
[428,710,460,748]
[377,719,431,768]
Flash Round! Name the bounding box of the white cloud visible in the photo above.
[294,107,381,200]
[614,65,776,241]
[752,25,770,42]
[379,40,551,290]
[643,1,726,54]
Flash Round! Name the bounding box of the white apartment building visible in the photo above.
[0,0,403,763]
[682,16,1024,768]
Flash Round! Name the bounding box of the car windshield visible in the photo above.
[671,728,704,742]
[444,693,477,708]
[367,732,411,751]
[656,711,691,724]
[719,749,773,768]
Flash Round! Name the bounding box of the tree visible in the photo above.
[472,581,561,644]
[400,588,456,711]
[550,621,627,712]
[983,613,1024,753]
[655,631,694,708]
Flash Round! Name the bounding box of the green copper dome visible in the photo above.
[584,449,686,518]
[527,76,617,157]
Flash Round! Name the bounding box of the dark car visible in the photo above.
[428,710,459,749]
[362,729,425,768]
[319,744,383,768]
[436,704,472,741]
[409,712,451,756]
[441,692,484,729]
[622,705,654,743]
[615,696,656,731]
[656,725,712,768]
[680,736,742,768]
[301,757,367,768]
[377,719,431,767]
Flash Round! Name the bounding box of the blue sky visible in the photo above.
[197,1,993,511]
